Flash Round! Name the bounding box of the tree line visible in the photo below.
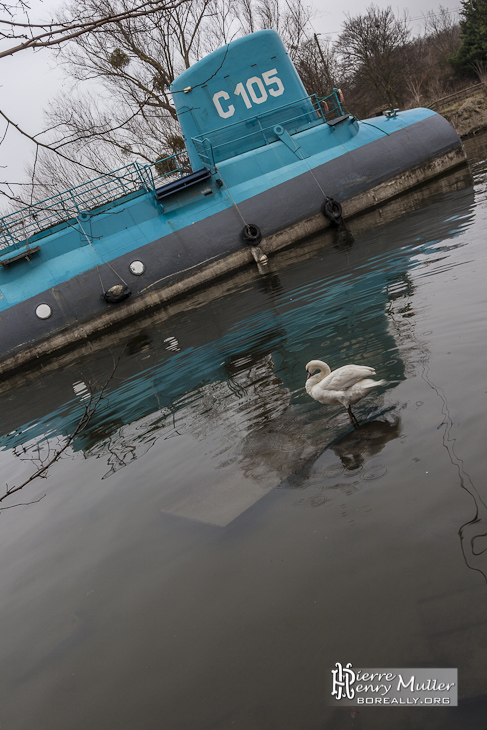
[1,0,486,208]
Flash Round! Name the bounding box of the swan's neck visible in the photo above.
[306,360,331,390]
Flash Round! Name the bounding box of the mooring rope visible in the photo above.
[77,216,129,289]
[214,167,248,226]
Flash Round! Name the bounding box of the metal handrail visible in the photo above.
[192,91,344,166]
[0,151,191,250]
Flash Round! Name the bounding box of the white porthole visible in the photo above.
[35,303,52,320]
[129,260,145,276]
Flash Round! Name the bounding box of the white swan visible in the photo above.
[305,359,385,428]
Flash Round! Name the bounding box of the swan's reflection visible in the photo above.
[279,414,401,489]
[330,416,401,470]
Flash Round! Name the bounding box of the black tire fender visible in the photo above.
[321,197,343,224]
[242,223,262,245]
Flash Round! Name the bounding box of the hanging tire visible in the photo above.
[242,223,262,245]
[321,197,343,224]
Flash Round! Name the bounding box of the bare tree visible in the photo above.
[236,0,314,60]
[0,0,192,59]
[424,5,461,64]
[337,5,411,110]
[12,0,216,201]
[405,10,461,107]
[0,0,194,207]
[295,35,339,96]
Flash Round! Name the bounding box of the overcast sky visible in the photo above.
[0,0,461,200]
[314,0,460,35]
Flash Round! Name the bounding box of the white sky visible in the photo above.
[0,0,461,200]
[314,0,459,35]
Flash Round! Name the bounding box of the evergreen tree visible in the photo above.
[453,0,487,75]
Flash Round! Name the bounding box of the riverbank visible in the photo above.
[431,84,487,138]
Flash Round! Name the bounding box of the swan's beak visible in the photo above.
[306,370,311,379]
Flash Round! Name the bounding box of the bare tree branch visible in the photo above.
[0,0,193,59]
[0,348,126,510]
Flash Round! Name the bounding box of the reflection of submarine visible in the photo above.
[0,175,475,457]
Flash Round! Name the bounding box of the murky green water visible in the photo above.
[0,136,486,730]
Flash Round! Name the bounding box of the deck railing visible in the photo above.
[0,151,191,250]
[192,90,344,167]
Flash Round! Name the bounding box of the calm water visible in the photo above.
[0,136,486,730]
